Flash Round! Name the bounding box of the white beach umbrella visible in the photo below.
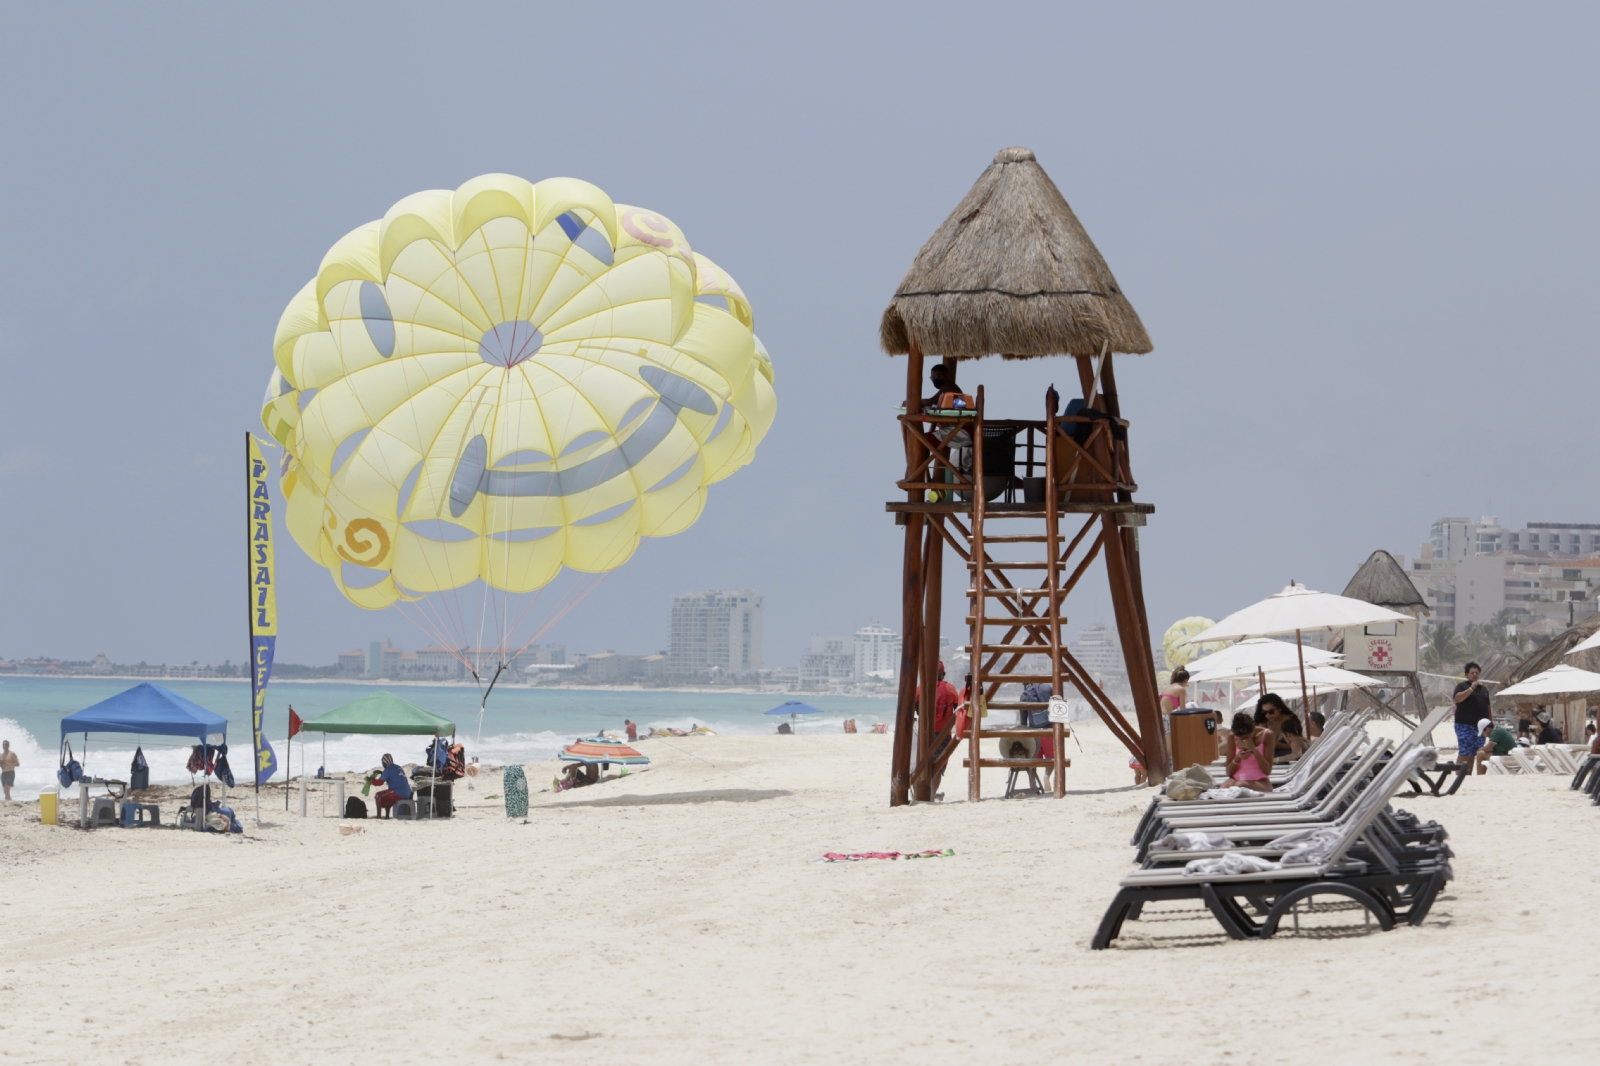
[1183,584,1411,714]
[1497,663,1600,698]
[1237,665,1383,697]
[1185,638,1342,683]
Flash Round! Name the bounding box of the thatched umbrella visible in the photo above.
[880,147,1151,359]
[1340,551,1429,616]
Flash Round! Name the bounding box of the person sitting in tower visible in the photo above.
[926,363,964,409]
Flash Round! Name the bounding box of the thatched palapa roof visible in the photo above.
[880,147,1152,360]
[1341,551,1429,615]
[1504,614,1600,687]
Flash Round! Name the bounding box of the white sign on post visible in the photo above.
[1342,617,1419,673]
[1047,697,1071,723]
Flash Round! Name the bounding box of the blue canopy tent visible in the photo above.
[58,684,230,825]
[764,700,823,732]
[60,683,228,742]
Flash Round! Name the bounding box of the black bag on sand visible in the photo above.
[344,796,368,819]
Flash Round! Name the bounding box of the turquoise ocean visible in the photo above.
[0,678,893,801]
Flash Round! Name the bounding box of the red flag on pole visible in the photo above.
[289,708,303,738]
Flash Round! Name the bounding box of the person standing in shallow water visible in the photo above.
[0,739,17,801]
[624,719,638,742]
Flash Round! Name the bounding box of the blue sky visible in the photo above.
[0,2,1594,667]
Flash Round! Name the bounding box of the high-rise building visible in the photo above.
[1071,622,1125,683]
[1414,516,1600,632]
[366,639,400,679]
[800,635,854,689]
[853,621,899,681]
[668,590,763,679]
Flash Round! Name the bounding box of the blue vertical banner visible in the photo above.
[247,433,279,786]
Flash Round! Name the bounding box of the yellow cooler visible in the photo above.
[40,791,58,825]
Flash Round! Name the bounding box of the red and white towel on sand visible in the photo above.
[812,849,955,863]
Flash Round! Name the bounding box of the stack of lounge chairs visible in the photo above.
[1092,705,1456,949]
[1569,744,1600,802]
[1487,743,1582,776]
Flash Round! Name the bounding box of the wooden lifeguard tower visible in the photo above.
[883,147,1168,805]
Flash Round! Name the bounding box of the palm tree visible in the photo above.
[1461,623,1502,664]
[1422,623,1465,673]
[1488,608,1529,652]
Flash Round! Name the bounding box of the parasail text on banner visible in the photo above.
[247,433,279,787]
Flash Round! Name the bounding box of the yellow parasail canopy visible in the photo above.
[262,173,776,609]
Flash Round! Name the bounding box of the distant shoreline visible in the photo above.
[0,674,895,699]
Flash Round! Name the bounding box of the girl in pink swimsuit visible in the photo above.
[1224,712,1274,793]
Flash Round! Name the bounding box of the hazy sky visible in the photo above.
[1,3,1595,668]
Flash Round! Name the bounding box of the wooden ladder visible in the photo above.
[960,386,1152,801]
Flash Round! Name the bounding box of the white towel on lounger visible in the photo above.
[1198,786,1273,801]
[1149,831,1233,852]
[1183,853,1281,876]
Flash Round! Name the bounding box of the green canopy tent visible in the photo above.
[298,691,457,737]
[297,692,456,819]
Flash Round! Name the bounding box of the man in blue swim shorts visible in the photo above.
[1453,662,1491,762]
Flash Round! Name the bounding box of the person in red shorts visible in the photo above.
[373,754,413,813]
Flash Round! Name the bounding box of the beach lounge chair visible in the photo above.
[1093,745,1452,949]
[1533,745,1577,774]
[1570,754,1599,792]
[1136,707,1452,861]
[1129,718,1369,846]
[1142,745,1452,868]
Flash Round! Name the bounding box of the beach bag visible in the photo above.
[503,766,529,819]
[425,737,450,773]
[213,804,243,834]
[57,739,83,790]
[344,796,368,819]
[213,745,235,788]
[130,746,150,791]
[1164,764,1214,801]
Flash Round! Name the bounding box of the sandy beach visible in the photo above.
[2,722,1595,1065]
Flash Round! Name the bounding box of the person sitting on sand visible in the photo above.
[1474,717,1517,773]
[1223,712,1274,793]
[557,762,599,791]
[1256,694,1306,762]
[373,754,413,814]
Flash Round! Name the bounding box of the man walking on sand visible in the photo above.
[1,739,18,801]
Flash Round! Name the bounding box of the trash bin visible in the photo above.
[1169,707,1221,772]
[981,426,1017,500]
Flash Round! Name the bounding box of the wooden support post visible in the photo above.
[1044,390,1066,798]
[890,343,926,807]
[968,386,986,803]
[1103,514,1165,783]
[916,516,942,802]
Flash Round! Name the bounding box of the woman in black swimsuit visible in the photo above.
[1255,693,1306,762]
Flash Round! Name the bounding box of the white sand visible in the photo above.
[1,721,1595,1064]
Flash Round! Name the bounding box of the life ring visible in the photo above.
[466,763,478,777]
